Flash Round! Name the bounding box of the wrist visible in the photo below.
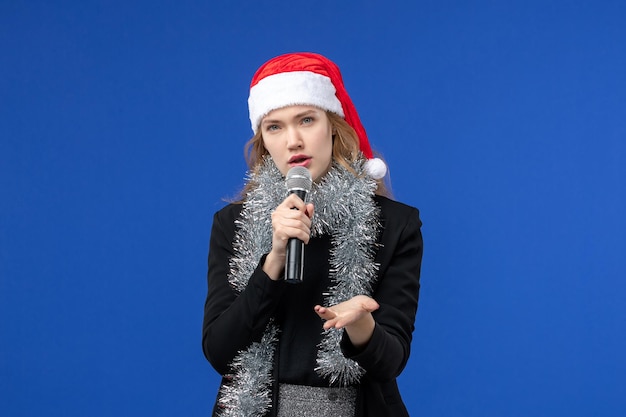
[344,313,375,349]
[262,250,285,281]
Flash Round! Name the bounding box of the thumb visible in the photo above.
[362,297,380,312]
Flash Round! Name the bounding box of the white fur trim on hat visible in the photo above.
[248,71,344,133]
[365,157,387,179]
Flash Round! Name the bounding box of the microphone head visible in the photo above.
[285,166,312,194]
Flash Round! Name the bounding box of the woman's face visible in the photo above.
[260,105,333,182]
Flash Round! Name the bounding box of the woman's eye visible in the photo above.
[302,117,314,124]
[266,124,280,132]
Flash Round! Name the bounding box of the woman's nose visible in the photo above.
[286,128,303,149]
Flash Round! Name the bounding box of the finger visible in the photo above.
[304,203,315,219]
[282,194,308,211]
[349,295,379,312]
[272,214,312,241]
[314,306,334,319]
[275,216,310,232]
[362,298,380,312]
[323,318,340,330]
[315,307,341,328]
[276,227,311,244]
[274,208,312,230]
[274,205,308,220]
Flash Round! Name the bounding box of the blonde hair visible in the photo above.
[239,111,390,199]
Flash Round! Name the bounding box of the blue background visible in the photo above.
[1,1,625,416]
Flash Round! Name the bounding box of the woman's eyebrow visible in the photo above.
[293,109,318,118]
[262,109,319,126]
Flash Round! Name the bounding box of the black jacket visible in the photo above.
[203,195,423,416]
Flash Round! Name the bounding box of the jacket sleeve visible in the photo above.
[341,206,423,381]
[201,207,286,375]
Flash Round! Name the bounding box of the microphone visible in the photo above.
[284,166,312,283]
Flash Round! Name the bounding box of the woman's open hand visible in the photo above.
[314,295,380,348]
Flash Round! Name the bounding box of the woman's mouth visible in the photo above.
[288,155,311,166]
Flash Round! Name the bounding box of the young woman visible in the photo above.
[202,52,423,416]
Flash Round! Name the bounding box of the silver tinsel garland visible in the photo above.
[219,157,381,416]
[217,322,279,417]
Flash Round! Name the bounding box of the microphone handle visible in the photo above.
[285,237,304,283]
[284,188,308,283]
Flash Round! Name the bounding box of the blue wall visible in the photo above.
[1,1,625,416]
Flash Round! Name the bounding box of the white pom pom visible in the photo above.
[364,158,387,179]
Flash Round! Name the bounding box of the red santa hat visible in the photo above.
[248,52,387,179]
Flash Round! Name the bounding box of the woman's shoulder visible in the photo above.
[212,202,243,228]
[374,195,422,227]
